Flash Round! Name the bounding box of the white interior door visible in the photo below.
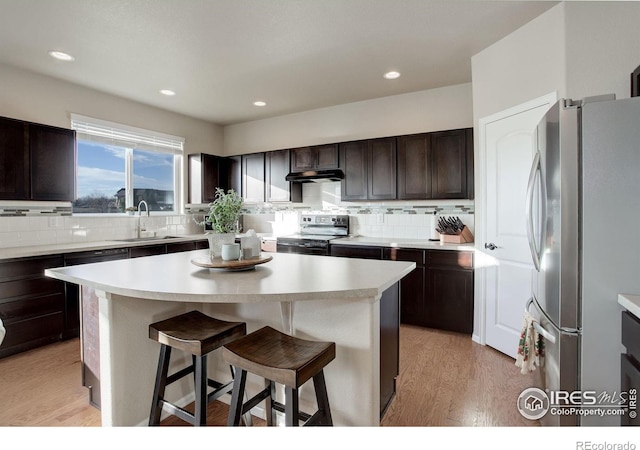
[479,93,556,358]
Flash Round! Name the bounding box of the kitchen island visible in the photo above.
[44,250,414,426]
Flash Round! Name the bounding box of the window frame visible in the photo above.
[70,114,185,216]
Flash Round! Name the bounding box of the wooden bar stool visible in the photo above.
[148,310,246,426]
[222,326,336,426]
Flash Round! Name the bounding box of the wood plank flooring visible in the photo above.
[0,325,540,427]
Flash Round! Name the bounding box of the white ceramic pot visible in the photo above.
[207,233,235,258]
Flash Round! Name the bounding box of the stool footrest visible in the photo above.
[271,401,312,423]
[241,387,272,414]
[166,365,194,385]
[206,380,234,403]
[160,400,197,425]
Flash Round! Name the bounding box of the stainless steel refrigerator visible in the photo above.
[527,95,640,426]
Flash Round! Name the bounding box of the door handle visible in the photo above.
[484,243,498,251]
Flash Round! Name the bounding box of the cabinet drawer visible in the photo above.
[330,244,383,260]
[0,311,64,357]
[130,244,166,258]
[428,250,473,269]
[0,292,65,323]
[622,311,640,361]
[166,241,196,253]
[0,255,64,281]
[0,277,64,300]
[383,248,425,266]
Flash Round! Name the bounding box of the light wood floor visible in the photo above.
[0,325,540,427]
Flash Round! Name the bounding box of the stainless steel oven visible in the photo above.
[276,214,348,256]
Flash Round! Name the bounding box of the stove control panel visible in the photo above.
[300,214,349,226]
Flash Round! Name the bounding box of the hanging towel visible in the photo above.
[0,318,5,346]
[515,312,545,374]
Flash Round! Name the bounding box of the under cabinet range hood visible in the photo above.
[285,169,344,183]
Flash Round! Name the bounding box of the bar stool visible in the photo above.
[222,326,336,426]
[148,310,247,426]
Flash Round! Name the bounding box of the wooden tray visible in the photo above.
[190,254,273,271]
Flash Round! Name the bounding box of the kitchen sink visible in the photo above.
[115,236,182,242]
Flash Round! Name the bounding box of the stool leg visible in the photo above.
[313,370,333,426]
[229,365,253,426]
[194,354,207,426]
[285,386,299,427]
[149,344,172,426]
[265,380,276,426]
[227,367,247,426]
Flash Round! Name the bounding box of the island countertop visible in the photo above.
[45,250,415,303]
[44,250,415,427]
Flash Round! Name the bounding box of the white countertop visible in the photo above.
[45,250,416,303]
[331,236,475,251]
[0,234,209,260]
[618,293,640,319]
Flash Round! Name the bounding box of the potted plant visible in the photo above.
[201,188,243,258]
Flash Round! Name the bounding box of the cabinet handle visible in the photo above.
[484,242,498,251]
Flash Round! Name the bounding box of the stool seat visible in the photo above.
[222,326,335,388]
[148,310,247,426]
[149,310,246,356]
[223,326,335,426]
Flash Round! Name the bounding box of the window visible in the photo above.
[70,114,184,214]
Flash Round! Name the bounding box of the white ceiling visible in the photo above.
[0,0,557,125]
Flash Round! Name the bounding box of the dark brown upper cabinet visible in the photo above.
[397,128,473,200]
[431,128,472,199]
[340,137,396,201]
[266,149,302,202]
[0,116,76,202]
[188,153,230,204]
[241,152,266,203]
[397,133,432,200]
[0,117,29,200]
[291,144,339,172]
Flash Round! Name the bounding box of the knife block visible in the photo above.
[439,226,474,244]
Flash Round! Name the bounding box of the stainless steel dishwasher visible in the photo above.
[63,247,129,408]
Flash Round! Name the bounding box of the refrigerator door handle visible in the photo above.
[526,296,581,337]
[525,151,546,272]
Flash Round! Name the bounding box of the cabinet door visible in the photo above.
[339,141,368,200]
[242,153,265,203]
[30,124,76,201]
[227,155,242,196]
[431,129,467,199]
[368,137,396,200]
[383,248,427,326]
[397,133,432,200]
[188,153,230,204]
[315,144,339,169]
[129,244,166,258]
[266,149,301,202]
[290,147,315,171]
[0,117,29,200]
[426,267,474,334]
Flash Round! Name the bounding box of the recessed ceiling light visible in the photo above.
[384,71,401,80]
[160,89,176,96]
[253,101,266,107]
[48,51,75,62]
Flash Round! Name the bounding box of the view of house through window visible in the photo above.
[70,115,183,214]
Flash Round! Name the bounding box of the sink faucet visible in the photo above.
[137,200,149,238]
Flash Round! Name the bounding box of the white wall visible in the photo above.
[223,83,473,155]
[0,62,225,205]
[565,1,640,101]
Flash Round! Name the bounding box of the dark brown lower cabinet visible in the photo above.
[333,244,474,334]
[0,255,65,358]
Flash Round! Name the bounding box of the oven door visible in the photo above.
[276,240,328,255]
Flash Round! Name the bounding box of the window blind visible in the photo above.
[70,114,185,154]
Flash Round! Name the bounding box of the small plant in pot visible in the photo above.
[201,188,243,258]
